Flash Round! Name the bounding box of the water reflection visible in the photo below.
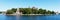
[6,15,16,20]
[5,15,48,20]
[20,15,38,20]
[20,15,50,20]
[0,14,6,20]
[0,14,60,20]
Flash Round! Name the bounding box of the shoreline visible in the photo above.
[6,14,53,16]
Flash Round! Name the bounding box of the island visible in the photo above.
[6,7,56,15]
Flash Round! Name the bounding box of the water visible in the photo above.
[0,14,60,20]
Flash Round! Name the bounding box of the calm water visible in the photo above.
[0,14,60,20]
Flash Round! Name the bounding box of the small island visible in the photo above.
[6,7,56,15]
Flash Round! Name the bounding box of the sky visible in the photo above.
[0,0,60,12]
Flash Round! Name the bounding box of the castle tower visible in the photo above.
[16,8,22,15]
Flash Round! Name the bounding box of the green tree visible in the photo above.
[11,8,17,13]
[43,9,47,14]
[6,7,56,14]
[0,12,2,13]
[6,10,14,14]
[51,11,56,14]
[38,8,43,14]
[47,10,51,14]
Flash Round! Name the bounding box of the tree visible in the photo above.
[23,8,32,14]
[51,11,56,14]
[32,7,38,14]
[0,12,2,14]
[38,8,43,14]
[47,10,51,14]
[11,8,17,13]
[6,10,14,14]
[43,9,47,14]
[6,7,56,14]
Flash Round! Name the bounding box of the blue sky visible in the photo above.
[0,0,60,12]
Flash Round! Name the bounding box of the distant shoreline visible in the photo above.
[6,14,53,16]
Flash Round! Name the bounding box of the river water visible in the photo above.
[0,14,60,20]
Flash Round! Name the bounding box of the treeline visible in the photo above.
[0,12,2,13]
[6,7,56,14]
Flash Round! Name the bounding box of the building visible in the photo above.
[16,8,22,15]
